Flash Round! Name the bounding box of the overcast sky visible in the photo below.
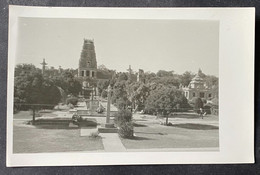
[16,18,219,76]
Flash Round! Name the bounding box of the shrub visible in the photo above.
[114,109,132,127]
[89,131,100,138]
[66,97,78,106]
[118,121,134,138]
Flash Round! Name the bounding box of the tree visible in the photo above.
[112,81,130,110]
[98,64,109,71]
[144,71,156,82]
[153,76,180,87]
[145,86,188,124]
[97,80,110,96]
[118,72,128,81]
[14,64,41,77]
[52,70,82,96]
[14,64,61,106]
[156,70,174,77]
[180,71,194,86]
[145,86,188,115]
[204,75,219,87]
[126,82,150,110]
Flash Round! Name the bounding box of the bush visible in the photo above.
[114,109,132,127]
[115,109,134,138]
[66,97,78,106]
[118,121,134,138]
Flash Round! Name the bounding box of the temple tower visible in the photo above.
[78,39,97,78]
[78,39,98,98]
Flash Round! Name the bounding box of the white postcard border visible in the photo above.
[7,6,255,166]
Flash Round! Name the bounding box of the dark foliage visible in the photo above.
[118,121,134,138]
[14,64,61,108]
[114,109,132,126]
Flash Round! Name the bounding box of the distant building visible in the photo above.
[181,69,218,101]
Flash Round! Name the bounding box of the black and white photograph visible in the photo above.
[7,6,254,166]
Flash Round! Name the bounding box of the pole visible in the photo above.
[32,106,36,124]
[106,85,111,124]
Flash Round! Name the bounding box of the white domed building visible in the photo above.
[181,69,218,101]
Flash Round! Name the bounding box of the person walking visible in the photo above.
[200,108,203,119]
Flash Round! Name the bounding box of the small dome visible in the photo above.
[190,74,204,83]
[188,69,205,88]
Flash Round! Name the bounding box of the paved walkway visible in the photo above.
[80,126,126,152]
[99,133,126,152]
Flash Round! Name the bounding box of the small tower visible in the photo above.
[40,58,47,75]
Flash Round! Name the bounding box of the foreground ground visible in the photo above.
[120,113,219,150]
[13,111,219,153]
[13,111,104,153]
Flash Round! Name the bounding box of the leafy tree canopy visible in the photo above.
[14,64,61,106]
[145,86,189,115]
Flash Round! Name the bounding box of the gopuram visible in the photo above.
[77,39,98,99]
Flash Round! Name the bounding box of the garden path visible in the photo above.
[99,133,126,152]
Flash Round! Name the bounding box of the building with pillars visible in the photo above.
[181,69,218,101]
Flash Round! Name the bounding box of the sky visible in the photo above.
[16,18,219,76]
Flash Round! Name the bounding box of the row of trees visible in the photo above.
[96,70,217,115]
[14,64,82,109]
[14,63,218,115]
[97,68,218,115]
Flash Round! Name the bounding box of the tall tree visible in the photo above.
[112,81,130,110]
[14,64,61,105]
[52,70,82,96]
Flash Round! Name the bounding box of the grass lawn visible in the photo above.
[121,115,219,150]
[13,118,104,153]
